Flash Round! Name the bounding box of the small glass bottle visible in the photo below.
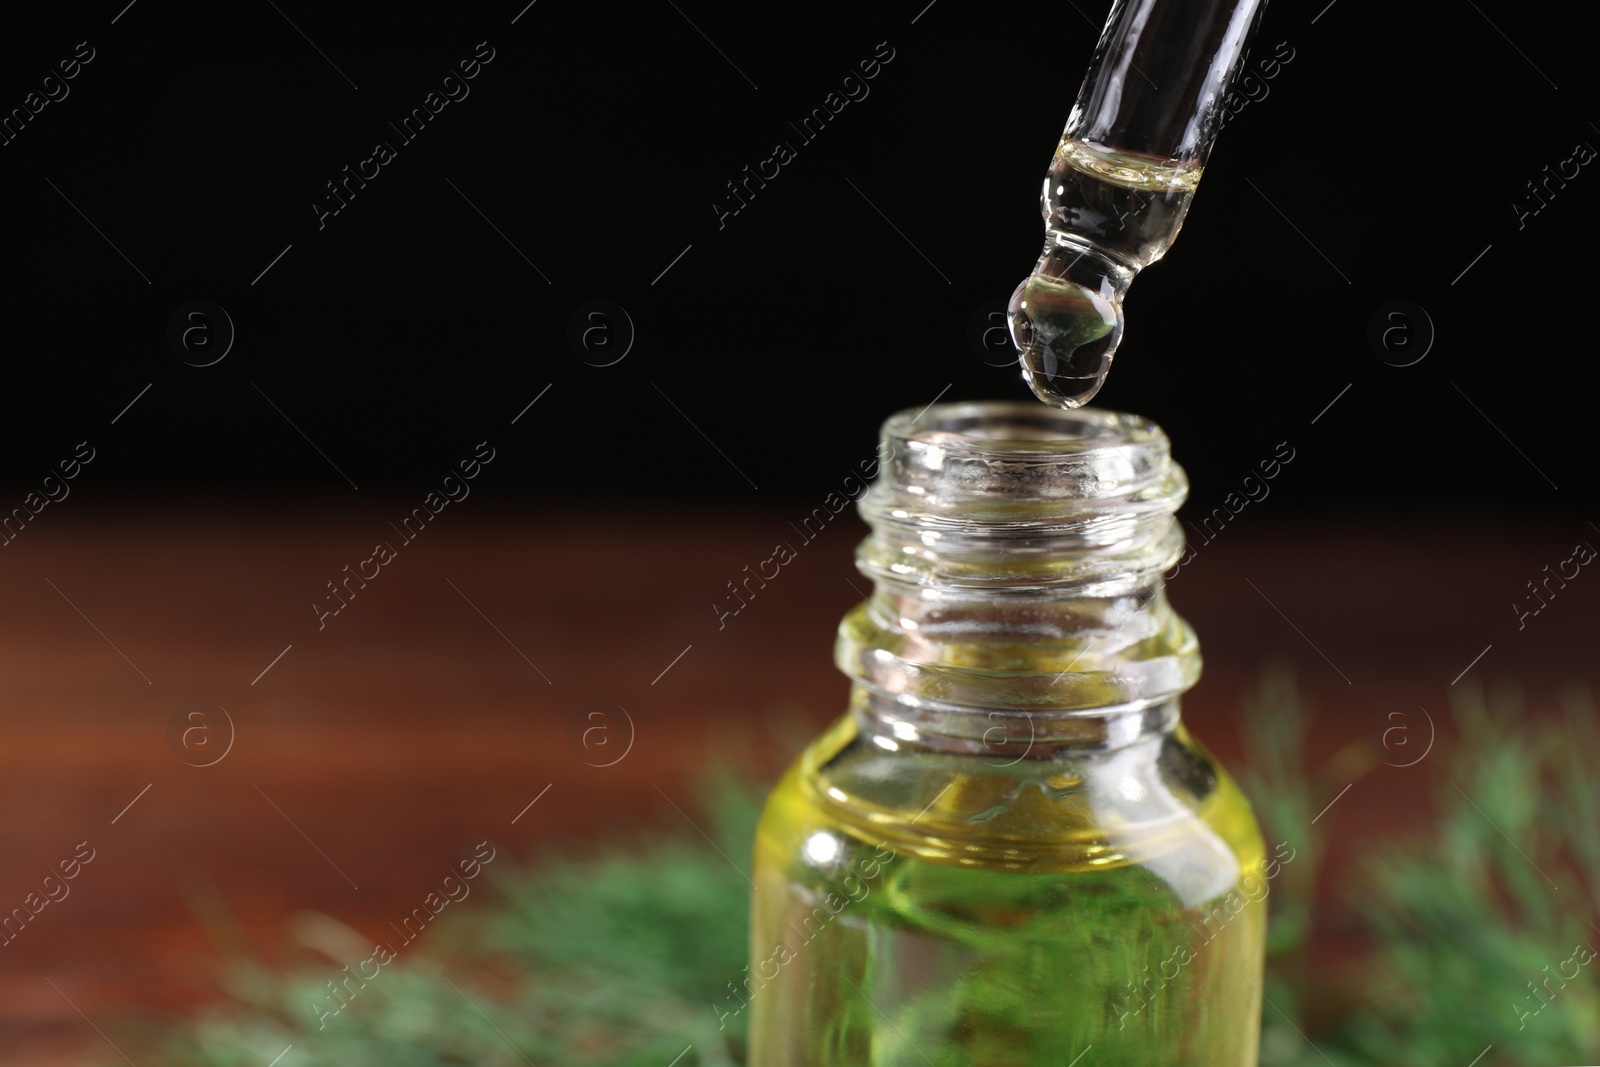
[747,401,1266,1065]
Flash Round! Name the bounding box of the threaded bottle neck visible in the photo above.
[837,401,1199,751]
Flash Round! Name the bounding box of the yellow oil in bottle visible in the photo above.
[748,697,1267,1065]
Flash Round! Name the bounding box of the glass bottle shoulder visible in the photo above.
[758,713,1264,906]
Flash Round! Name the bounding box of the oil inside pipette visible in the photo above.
[1009,138,1200,408]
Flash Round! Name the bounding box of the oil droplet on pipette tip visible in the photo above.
[1008,263,1123,409]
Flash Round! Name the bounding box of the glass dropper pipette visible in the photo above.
[1009,0,1272,407]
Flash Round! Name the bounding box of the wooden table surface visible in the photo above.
[1,503,1592,1063]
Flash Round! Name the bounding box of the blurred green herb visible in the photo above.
[126,682,1598,1067]
[1336,681,1600,1067]
[1243,674,1600,1067]
[139,772,758,1067]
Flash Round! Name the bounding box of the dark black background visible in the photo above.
[0,0,1590,512]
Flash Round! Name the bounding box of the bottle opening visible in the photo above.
[886,400,1148,449]
[863,400,1187,545]
[899,402,1130,445]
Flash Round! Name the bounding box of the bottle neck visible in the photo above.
[846,686,1182,758]
[835,402,1198,755]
